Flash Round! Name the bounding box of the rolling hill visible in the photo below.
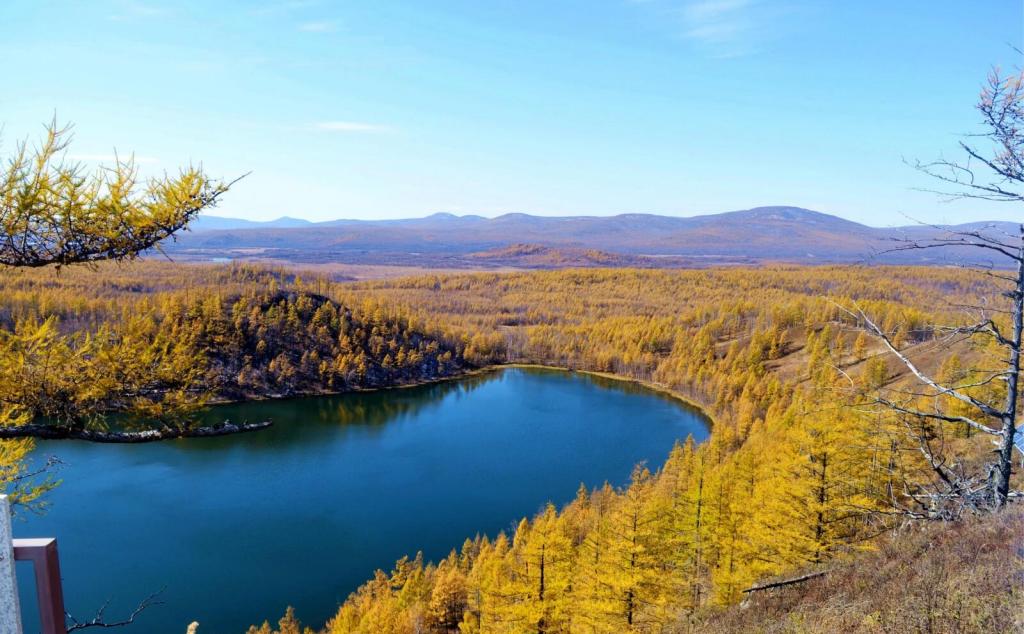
[165,207,1014,268]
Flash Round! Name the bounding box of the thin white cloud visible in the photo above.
[68,154,160,165]
[298,20,337,32]
[684,0,751,22]
[314,121,394,133]
[686,21,744,44]
[632,0,788,59]
[681,0,758,57]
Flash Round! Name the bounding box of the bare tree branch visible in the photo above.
[66,589,164,631]
[837,303,1004,419]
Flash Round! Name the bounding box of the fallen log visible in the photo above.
[741,570,829,594]
[0,420,272,443]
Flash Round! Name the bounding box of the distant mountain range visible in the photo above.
[168,207,1016,268]
[188,215,316,231]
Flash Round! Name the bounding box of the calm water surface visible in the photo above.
[17,368,709,633]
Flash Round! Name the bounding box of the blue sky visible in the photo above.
[2,1,1021,225]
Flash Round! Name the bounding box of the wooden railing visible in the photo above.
[1,495,68,634]
[13,538,66,634]
[1,495,200,633]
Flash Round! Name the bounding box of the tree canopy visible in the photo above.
[0,121,231,268]
[0,120,233,507]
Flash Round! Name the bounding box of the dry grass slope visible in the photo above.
[687,507,1024,634]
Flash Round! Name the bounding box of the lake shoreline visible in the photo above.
[498,363,715,427]
[25,362,712,633]
[206,362,714,428]
[205,365,499,407]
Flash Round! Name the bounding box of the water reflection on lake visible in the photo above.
[18,367,710,634]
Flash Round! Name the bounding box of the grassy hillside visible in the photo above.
[697,507,1022,633]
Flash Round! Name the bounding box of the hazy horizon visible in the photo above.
[196,204,1012,229]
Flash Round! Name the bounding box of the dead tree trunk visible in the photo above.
[995,227,1023,506]
[888,66,1024,510]
[848,224,1024,512]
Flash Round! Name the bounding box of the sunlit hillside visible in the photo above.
[3,3,1022,632]
[2,262,1019,632]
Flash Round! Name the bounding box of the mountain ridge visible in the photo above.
[173,207,1017,268]
[189,206,1007,232]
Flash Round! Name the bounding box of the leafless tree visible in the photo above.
[846,68,1024,515]
[913,68,1024,205]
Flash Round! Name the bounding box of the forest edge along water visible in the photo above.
[16,367,711,633]
[200,363,715,428]
[207,363,715,428]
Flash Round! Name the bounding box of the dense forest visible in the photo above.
[0,264,469,433]
[302,267,1017,633]
[1,262,1018,631]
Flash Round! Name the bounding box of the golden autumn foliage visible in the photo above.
[307,265,1016,633]
[0,119,233,506]
[0,262,468,508]
[0,264,470,430]
[0,262,1016,631]
[0,121,231,269]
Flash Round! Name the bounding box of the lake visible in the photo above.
[15,367,710,633]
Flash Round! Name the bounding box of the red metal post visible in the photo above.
[13,538,66,634]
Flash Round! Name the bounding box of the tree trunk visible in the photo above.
[742,570,829,594]
[995,225,1024,508]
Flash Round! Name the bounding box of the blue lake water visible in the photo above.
[16,367,710,633]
